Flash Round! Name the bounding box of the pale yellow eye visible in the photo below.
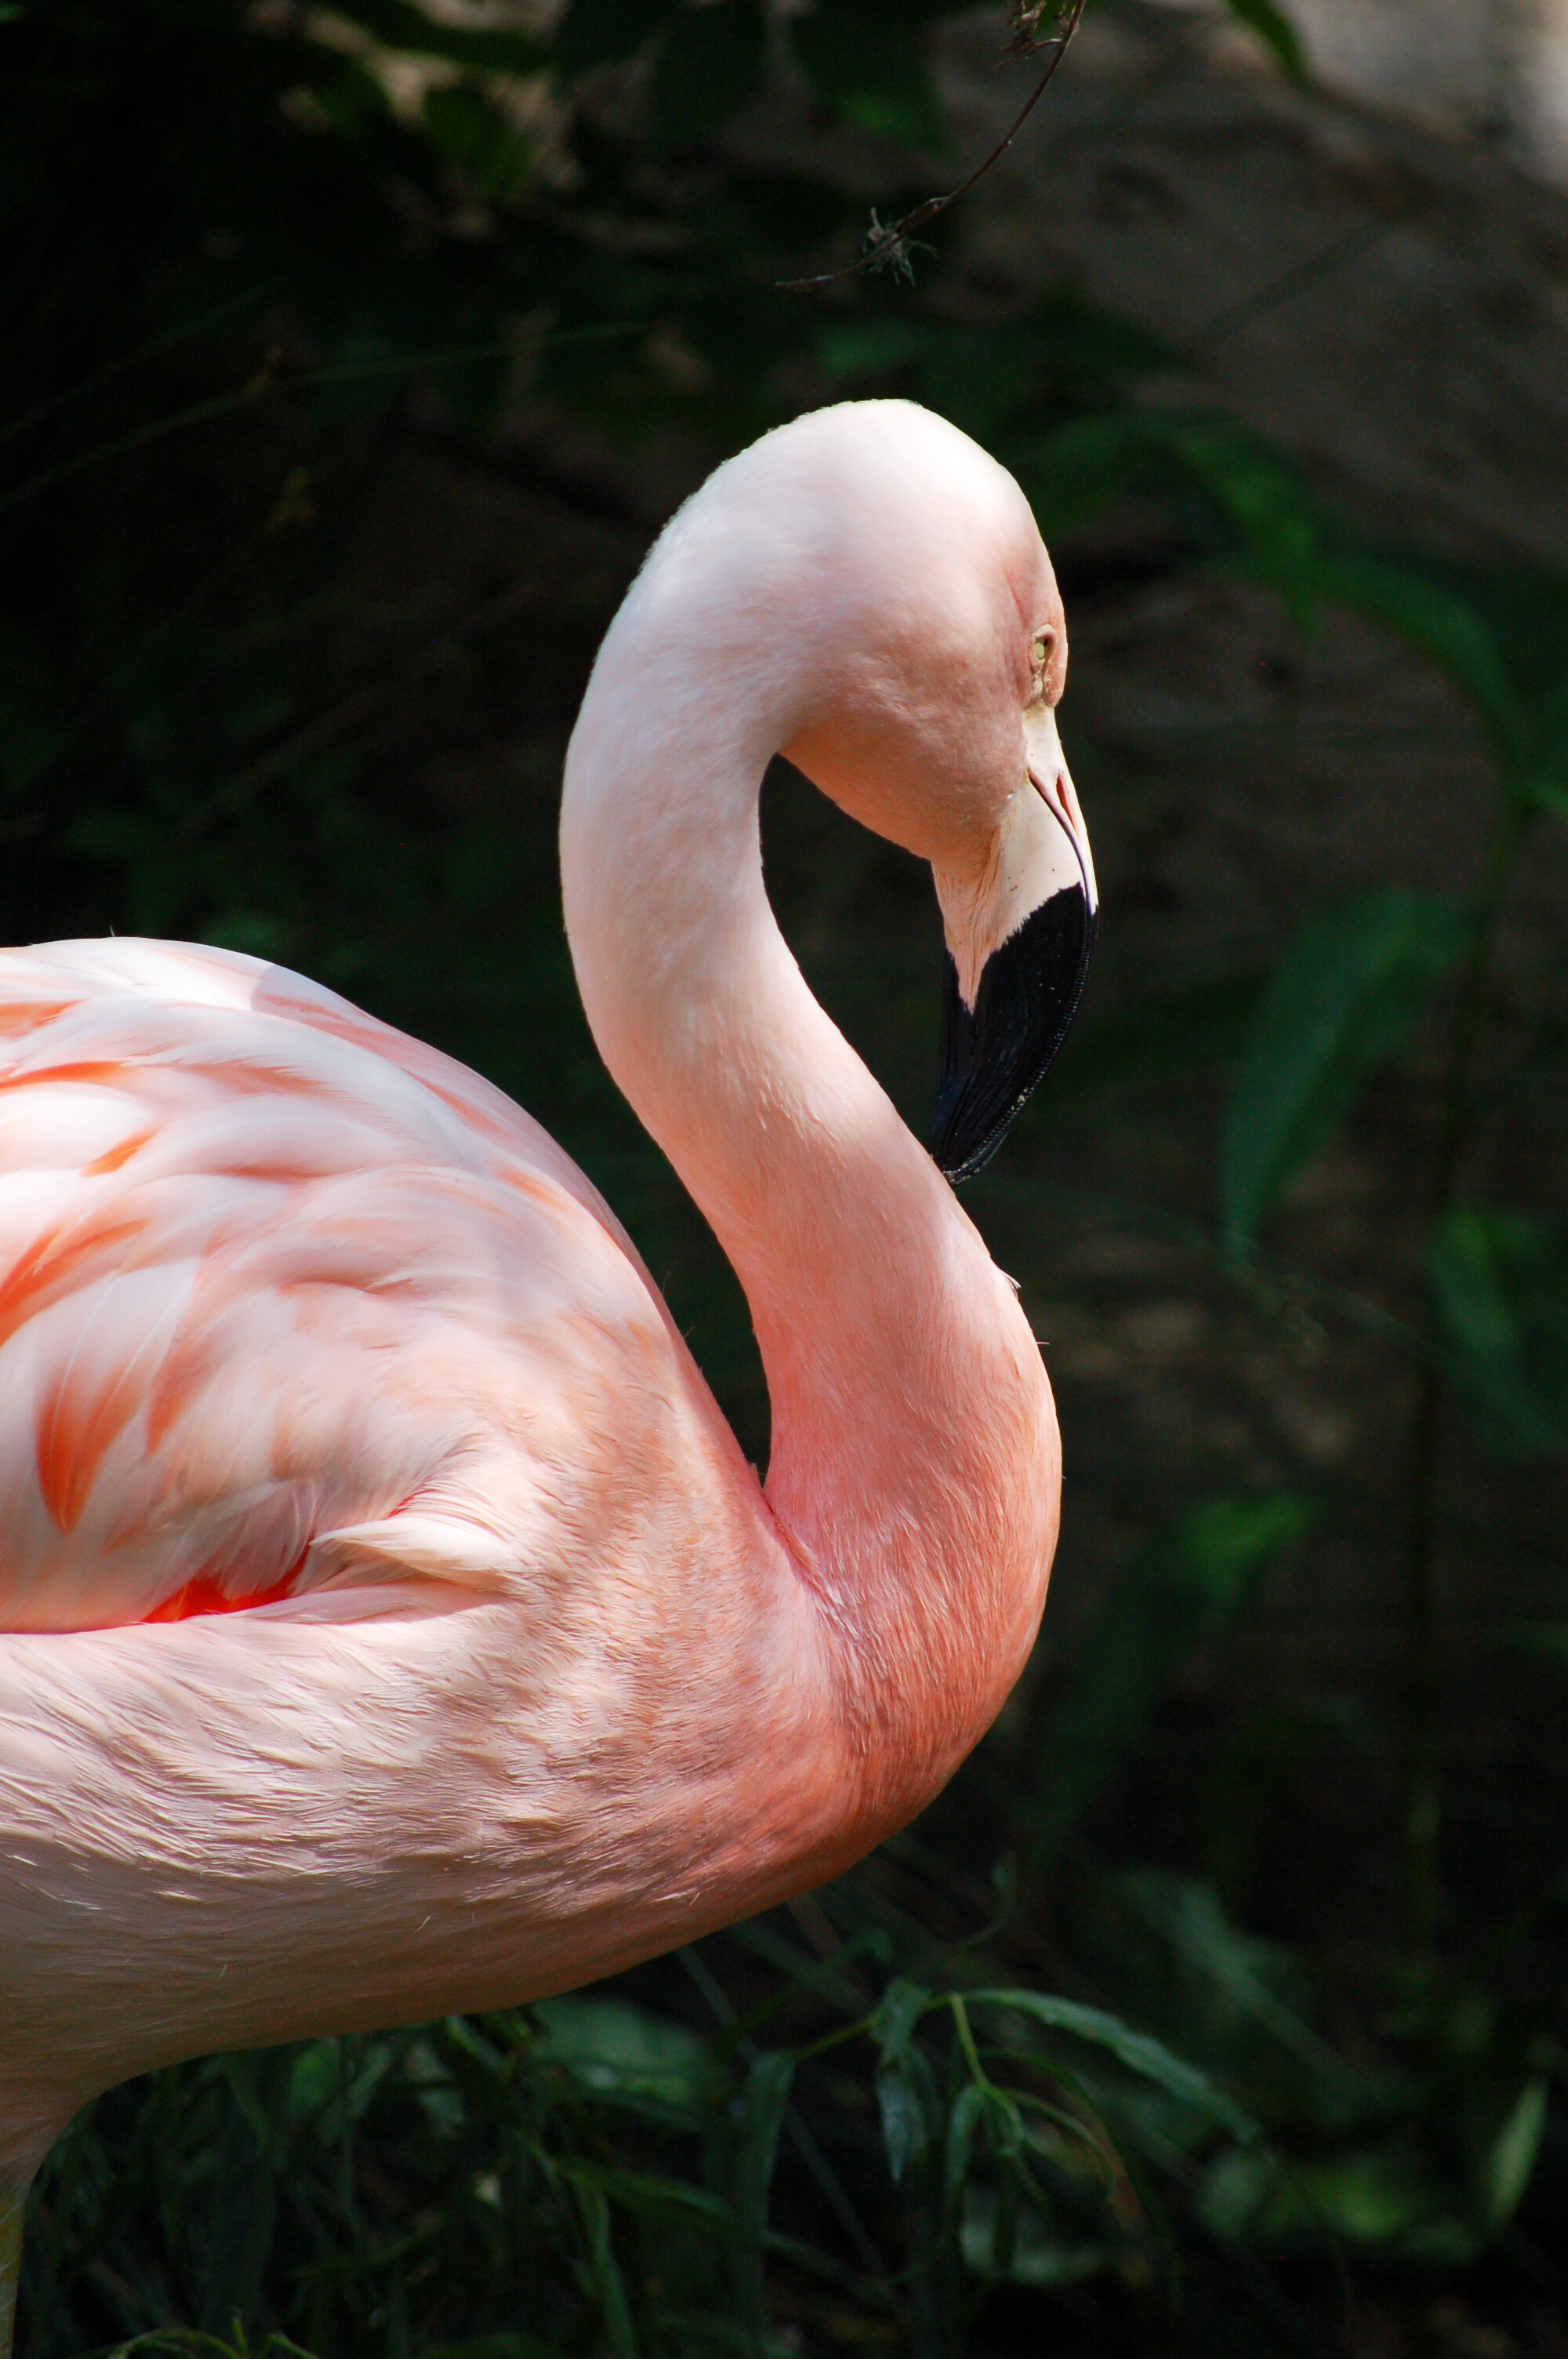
[1031,631,1052,669]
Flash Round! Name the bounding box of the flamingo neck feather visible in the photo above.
[561,451,1060,1816]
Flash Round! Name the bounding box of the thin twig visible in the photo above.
[0,281,281,452]
[1192,206,1413,348]
[778,0,1087,293]
[0,322,644,517]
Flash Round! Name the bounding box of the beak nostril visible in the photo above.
[1025,765,1069,841]
[1026,759,1097,918]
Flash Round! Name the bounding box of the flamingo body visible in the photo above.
[0,946,840,2168]
[0,401,1093,2197]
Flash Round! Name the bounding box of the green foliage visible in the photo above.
[651,0,768,147]
[15,1938,1286,2358]
[958,1986,1259,2144]
[1199,2066,1549,2265]
[1305,558,1519,751]
[1136,439,1568,818]
[790,2,949,151]
[1306,559,1568,814]
[1427,1206,1568,1458]
[5,0,1568,2349]
[1222,891,1471,1251]
[821,291,1171,456]
[1221,0,1309,82]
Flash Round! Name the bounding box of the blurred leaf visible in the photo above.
[819,291,1169,442]
[585,2167,733,2230]
[296,52,396,140]
[1171,418,1327,591]
[734,2051,793,2209]
[1308,558,1568,809]
[790,2,946,148]
[815,315,931,378]
[869,1976,932,2063]
[652,0,766,143]
[1016,412,1179,540]
[1427,1205,1568,1457]
[1308,555,1523,759]
[942,2081,988,2215]
[405,2035,467,2135]
[1016,284,1174,385]
[1201,2066,1547,2262]
[1015,409,1315,556]
[422,84,532,201]
[1027,1494,1312,1869]
[285,2036,395,2136]
[1081,1873,1387,2132]
[1475,575,1568,806]
[1476,2077,1547,2230]
[1016,423,1558,792]
[328,0,548,71]
[960,2190,1120,2284]
[568,2176,638,2359]
[895,328,1047,442]
[1223,889,1470,1250]
[1515,681,1568,815]
[1220,0,1309,80]
[532,1995,721,2106]
[1200,2143,1479,2263]
[875,2058,929,2184]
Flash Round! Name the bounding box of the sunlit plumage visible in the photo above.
[0,405,1094,2279]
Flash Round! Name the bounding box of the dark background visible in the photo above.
[5,1,1568,2352]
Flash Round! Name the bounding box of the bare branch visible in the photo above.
[778,0,1086,294]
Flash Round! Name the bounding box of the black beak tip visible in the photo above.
[931,882,1095,1182]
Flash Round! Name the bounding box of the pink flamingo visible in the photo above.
[0,401,1094,2336]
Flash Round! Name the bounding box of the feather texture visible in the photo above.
[0,939,711,1630]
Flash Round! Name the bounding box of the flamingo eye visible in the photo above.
[1030,631,1053,671]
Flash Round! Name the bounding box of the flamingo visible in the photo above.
[0,399,1095,2344]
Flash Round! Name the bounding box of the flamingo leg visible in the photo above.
[0,2176,22,2359]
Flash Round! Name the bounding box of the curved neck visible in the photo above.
[561,569,1060,1808]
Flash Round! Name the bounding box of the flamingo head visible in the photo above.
[764,402,1098,1180]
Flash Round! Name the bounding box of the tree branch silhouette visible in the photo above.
[779,0,1087,293]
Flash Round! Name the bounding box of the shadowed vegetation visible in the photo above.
[4,0,1567,2350]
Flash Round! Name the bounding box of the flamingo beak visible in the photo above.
[930,708,1097,1182]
